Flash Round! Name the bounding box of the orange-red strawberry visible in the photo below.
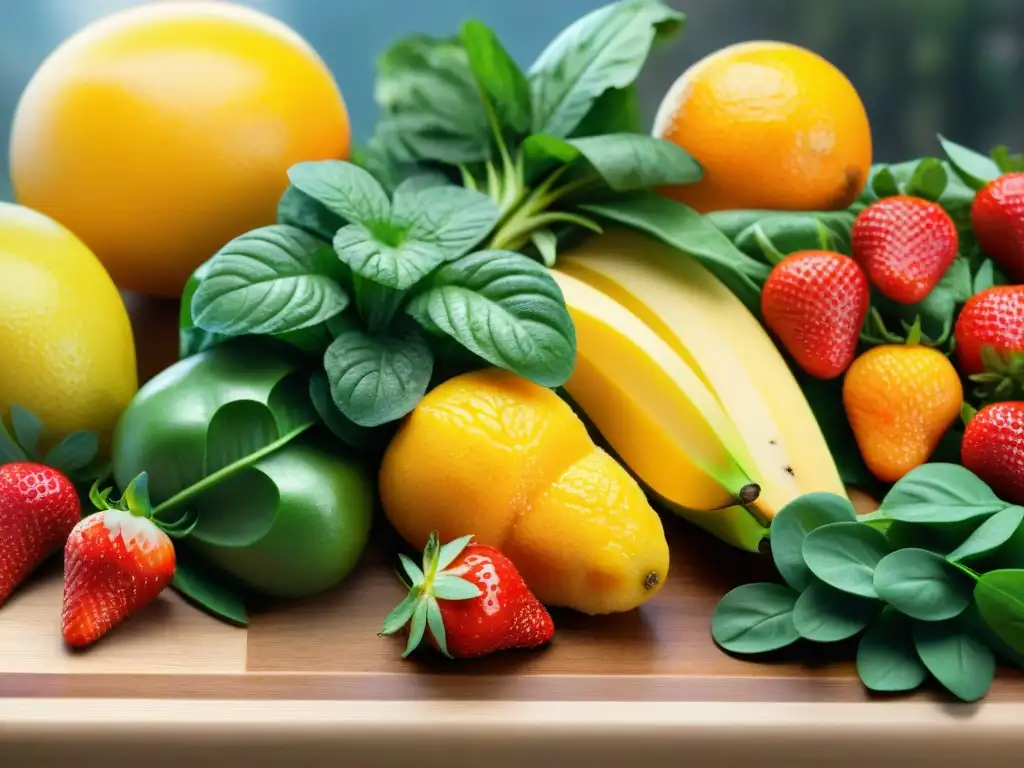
[380,531,554,660]
[961,402,1024,505]
[62,506,175,648]
[851,195,959,304]
[971,172,1024,283]
[761,250,870,380]
[843,344,963,483]
[954,285,1024,378]
[0,462,81,606]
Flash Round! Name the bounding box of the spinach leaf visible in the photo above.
[277,184,347,241]
[528,0,682,139]
[938,134,1002,191]
[802,522,890,598]
[792,580,880,643]
[769,492,857,592]
[876,463,1007,524]
[324,327,434,428]
[406,250,576,388]
[913,617,996,702]
[460,19,532,141]
[974,570,1024,656]
[567,134,702,190]
[288,161,391,223]
[856,607,929,693]
[947,507,1024,564]
[391,181,500,258]
[191,225,350,336]
[873,548,973,622]
[710,582,800,654]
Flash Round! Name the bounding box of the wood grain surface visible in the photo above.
[0,292,1021,705]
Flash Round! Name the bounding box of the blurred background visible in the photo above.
[1,0,1022,202]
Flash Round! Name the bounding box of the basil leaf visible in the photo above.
[769,492,857,593]
[171,546,249,627]
[287,160,391,224]
[856,607,928,693]
[568,134,702,190]
[356,118,432,194]
[391,182,500,259]
[947,507,1024,564]
[581,193,770,319]
[374,34,492,164]
[333,222,447,290]
[192,467,280,548]
[802,522,890,598]
[792,580,880,643]
[180,260,230,359]
[308,370,382,451]
[938,134,1001,191]
[324,328,434,428]
[913,618,996,702]
[528,0,683,139]
[710,582,800,654]
[405,250,576,388]
[877,463,1006,523]
[974,570,1024,656]
[461,19,532,139]
[276,184,346,241]
[873,549,973,622]
[191,225,350,336]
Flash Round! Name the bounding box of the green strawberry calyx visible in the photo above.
[968,345,1024,404]
[0,404,105,483]
[88,471,197,540]
[859,310,951,351]
[379,530,483,659]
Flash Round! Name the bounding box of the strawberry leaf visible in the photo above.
[403,600,429,657]
[433,573,483,600]
[938,134,1001,191]
[120,472,153,518]
[380,590,420,636]
[425,597,450,658]
[991,145,1024,174]
[436,533,474,570]
[399,553,425,585]
[9,405,43,460]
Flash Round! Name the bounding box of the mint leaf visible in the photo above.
[391,181,500,258]
[406,250,576,388]
[288,160,391,224]
[277,184,346,241]
[938,134,1001,191]
[569,133,702,190]
[191,225,350,336]
[461,19,532,139]
[324,328,434,427]
[528,0,683,139]
[333,223,447,290]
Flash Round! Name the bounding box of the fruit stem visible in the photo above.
[738,483,761,506]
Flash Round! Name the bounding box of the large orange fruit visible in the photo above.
[9,1,350,298]
[654,41,872,213]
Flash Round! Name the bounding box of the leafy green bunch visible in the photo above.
[712,464,1024,703]
[705,135,1024,490]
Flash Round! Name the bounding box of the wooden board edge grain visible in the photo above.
[2,700,1023,766]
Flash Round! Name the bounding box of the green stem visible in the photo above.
[950,560,981,581]
[488,172,600,251]
[355,277,407,334]
[152,421,314,518]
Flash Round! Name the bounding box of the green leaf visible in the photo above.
[974,570,1024,656]
[9,405,42,459]
[432,573,483,601]
[460,19,532,139]
[276,184,347,241]
[792,580,880,643]
[333,223,447,291]
[973,259,997,294]
[913,618,996,702]
[802,522,890,598]
[191,468,280,548]
[567,134,702,190]
[528,0,683,139]
[191,225,350,336]
[580,192,770,319]
[0,414,27,463]
[403,600,429,658]
[871,166,900,198]
[435,534,475,571]
[938,134,1001,191]
[905,157,948,201]
[523,133,581,183]
[425,597,450,658]
[266,373,319,437]
[171,547,249,627]
[204,401,280,476]
[179,260,229,359]
[769,492,857,593]
[570,83,642,137]
[391,181,500,259]
[877,463,1006,524]
[323,328,434,428]
[947,506,1024,564]
[873,549,973,622]
[287,160,391,224]
[732,213,854,263]
[856,607,929,693]
[307,371,379,450]
[406,250,576,388]
[710,582,800,654]
[531,228,559,267]
[42,430,99,474]
[122,472,153,517]
[380,590,419,635]
[398,553,425,585]
[991,144,1024,174]
[374,34,493,164]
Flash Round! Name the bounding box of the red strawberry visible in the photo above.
[972,172,1024,283]
[761,250,870,380]
[961,402,1024,505]
[954,286,1024,378]
[0,462,81,606]
[62,507,175,648]
[380,531,554,660]
[851,195,959,304]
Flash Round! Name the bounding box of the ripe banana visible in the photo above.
[555,227,847,551]
[550,270,768,529]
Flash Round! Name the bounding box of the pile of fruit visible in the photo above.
[0,0,1021,698]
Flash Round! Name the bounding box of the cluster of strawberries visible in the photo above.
[0,462,175,647]
[761,172,1024,500]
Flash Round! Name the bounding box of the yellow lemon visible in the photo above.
[0,202,137,454]
[379,368,670,615]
